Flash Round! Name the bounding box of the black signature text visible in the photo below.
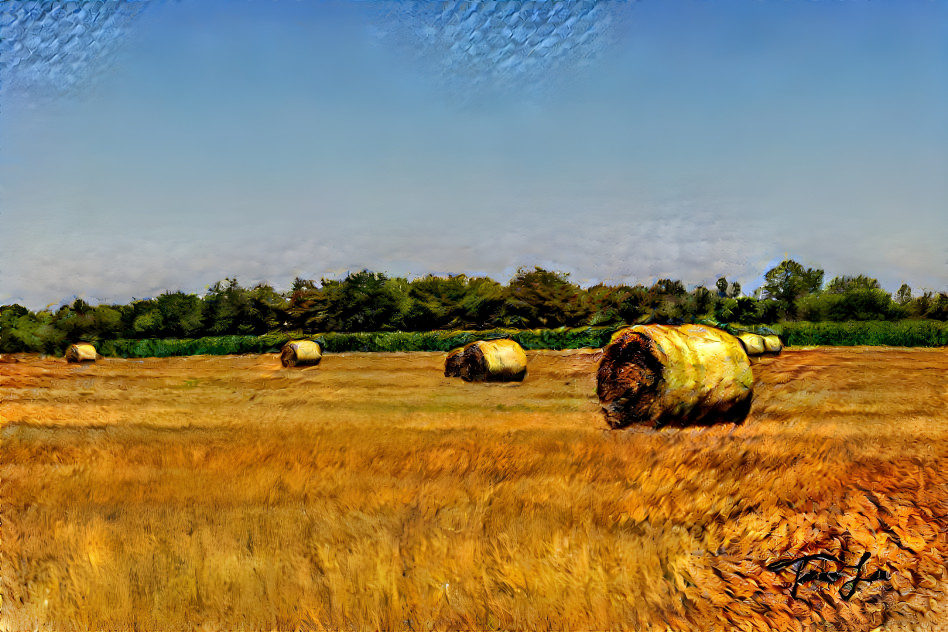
[767,551,890,600]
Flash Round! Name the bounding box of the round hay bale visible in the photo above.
[65,343,97,363]
[455,339,527,382]
[596,324,753,429]
[737,332,766,356]
[763,334,783,354]
[281,340,322,367]
[444,347,465,377]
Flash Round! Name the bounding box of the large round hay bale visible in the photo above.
[450,339,527,382]
[763,334,783,354]
[596,324,753,429]
[280,340,322,367]
[444,347,465,377]
[737,332,766,356]
[65,343,97,363]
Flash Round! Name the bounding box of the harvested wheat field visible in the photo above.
[2,347,948,631]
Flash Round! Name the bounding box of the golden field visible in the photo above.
[1,347,947,631]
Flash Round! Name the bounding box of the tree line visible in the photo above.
[2,259,947,354]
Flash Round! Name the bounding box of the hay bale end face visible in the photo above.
[281,340,322,367]
[446,339,527,382]
[597,324,754,429]
[737,332,766,356]
[65,343,97,363]
[444,347,465,377]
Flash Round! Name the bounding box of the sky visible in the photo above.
[2,0,946,310]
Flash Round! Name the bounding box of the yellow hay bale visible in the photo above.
[65,343,97,363]
[280,340,322,367]
[450,339,528,382]
[737,332,766,356]
[444,347,465,377]
[763,334,783,354]
[596,324,753,429]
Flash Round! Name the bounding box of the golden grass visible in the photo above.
[1,348,947,630]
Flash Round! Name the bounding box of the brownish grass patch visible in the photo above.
[1,348,947,630]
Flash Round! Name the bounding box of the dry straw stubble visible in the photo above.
[2,348,947,630]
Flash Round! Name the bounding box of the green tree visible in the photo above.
[685,286,715,319]
[457,277,506,329]
[919,292,948,320]
[286,278,325,331]
[798,275,897,321]
[503,267,590,328]
[203,279,254,335]
[246,284,288,334]
[644,279,688,323]
[155,291,205,337]
[91,305,124,340]
[54,300,98,343]
[1,304,30,352]
[825,275,881,294]
[323,270,411,332]
[406,275,463,330]
[5,310,67,354]
[132,306,164,337]
[894,283,913,306]
[758,259,824,319]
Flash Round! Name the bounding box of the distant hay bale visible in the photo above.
[737,332,766,356]
[763,334,783,354]
[444,347,465,377]
[596,324,754,429]
[65,343,97,363]
[280,340,322,367]
[737,332,784,356]
[446,339,527,382]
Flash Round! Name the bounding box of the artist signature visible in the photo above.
[767,551,890,600]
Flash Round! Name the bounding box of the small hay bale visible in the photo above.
[280,340,322,367]
[737,332,766,356]
[596,324,753,429]
[449,339,527,382]
[444,347,465,377]
[763,334,783,354]
[65,343,97,363]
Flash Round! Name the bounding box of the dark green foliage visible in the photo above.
[404,274,505,331]
[797,287,900,322]
[585,284,650,327]
[321,271,412,332]
[912,292,948,320]
[155,291,205,338]
[2,307,67,354]
[894,283,913,306]
[94,328,619,357]
[825,275,881,293]
[643,279,688,323]
[685,286,715,319]
[203,278,256,335]
[776,321,948,347]
[4,261,947,355]
[503,267,591,328]
[759,259,825,319]
[714,296,762,325]
[99,333,297,358]
[0,305,30,353]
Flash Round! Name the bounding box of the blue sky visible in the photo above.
[2,0,946,309]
